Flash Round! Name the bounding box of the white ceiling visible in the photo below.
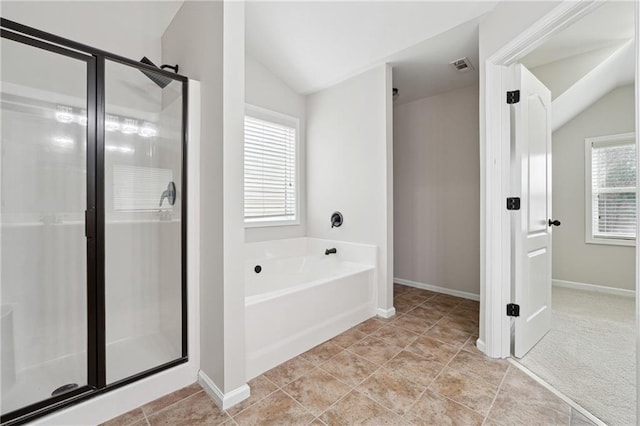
[389,19,480,105]
[1,1,183,61]
[521,0,635,68]
[245,1,497,95]
[518,0,636,132]
[552,40,634,131]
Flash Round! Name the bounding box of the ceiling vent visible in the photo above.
[450,57,474,73]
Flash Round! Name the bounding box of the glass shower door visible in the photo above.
[0,33,93,416]
[103,59,185,384]
[1,18,188,424]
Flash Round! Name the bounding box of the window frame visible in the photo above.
[584,132,637,247]
[244,104,300,228]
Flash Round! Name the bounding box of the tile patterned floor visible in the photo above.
[103,284,593,426]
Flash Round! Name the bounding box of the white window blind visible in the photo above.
[590,138,636,241]
[113,165,173,212]
[244,114,297,223]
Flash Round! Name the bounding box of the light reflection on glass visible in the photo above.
[121,119,138,135]
[105,144,134,154]
[105,115,120,132]
[55,105,74,123]
[138,122,157,138]
[77,111,87,126]
[52,136,74,148]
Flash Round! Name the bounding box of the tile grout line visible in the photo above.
[507,359,605,426]
[118,290,480,426]
[374,338,444,419]
[386,293,482,417]
[392,296,468,418]
[276,381,321,420]
[313,416,328,425]
[481,364,511,425]
[311,387,353,420]
[388,295,478,418]
[223,415,239,426]
[391,287,481,417]
[425,332,506,419]
[251,357,353,421]
[318,363,364,389]
[313,342,394,418]
[242,290,472,424]
[321,386,405,422]
[144,389,204,421]
[400,337,465,418]
[301,363,372,424]
[228,387,281,419]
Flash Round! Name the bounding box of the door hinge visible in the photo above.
[506,303,520,317]
[506,197,520,210]
[506,90,520,104]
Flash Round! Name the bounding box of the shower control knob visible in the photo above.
[331,212,343,228]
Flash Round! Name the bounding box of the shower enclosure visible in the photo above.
[0,19,188,425]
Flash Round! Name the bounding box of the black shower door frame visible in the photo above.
[0,18,189,426]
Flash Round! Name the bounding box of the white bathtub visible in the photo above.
[245,238,377,379]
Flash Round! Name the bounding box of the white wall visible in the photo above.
[552,85,635,291]
[221,1,247,395]
[394,84,480,296]
[244,55,306,242]
[306,64,394,312]
[528,45,625,100]
[162,0,246,396]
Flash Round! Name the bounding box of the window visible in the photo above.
[585,133,636,246]
[244,106,298,226]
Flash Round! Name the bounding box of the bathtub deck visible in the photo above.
[102,285,592,426]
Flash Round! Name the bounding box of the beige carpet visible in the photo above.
[518,287,635,426]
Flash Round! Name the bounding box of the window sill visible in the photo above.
[585,236,636,247]
[245,219,300,229]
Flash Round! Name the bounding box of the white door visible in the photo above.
[511,64,554,358]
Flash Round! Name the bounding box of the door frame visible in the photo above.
[482,0,638,380]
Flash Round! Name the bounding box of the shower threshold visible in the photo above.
[1,332,179,416]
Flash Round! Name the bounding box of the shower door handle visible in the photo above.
[85,209,96,239]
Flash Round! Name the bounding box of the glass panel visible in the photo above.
[104,60,183,384]
[1,37,88,414]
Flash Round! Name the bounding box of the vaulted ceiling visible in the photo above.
[245,1,497,95]
[521,1,635,131]
[1,1,183,60]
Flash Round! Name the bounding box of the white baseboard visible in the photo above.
[552,279,635,298]
[394,278,480,301]
[377,307,396,318]
[198,371,250,410]
[475,338,486,353]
